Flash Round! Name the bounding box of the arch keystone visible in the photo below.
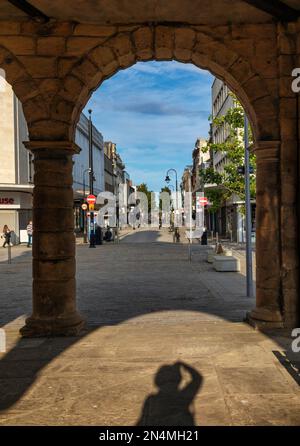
[133,27,154,61]
[174,28,196,62]
[155,26,175,60]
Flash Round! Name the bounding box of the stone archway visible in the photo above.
[0,19,298,334]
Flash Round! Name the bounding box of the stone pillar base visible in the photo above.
[246,307,284,330]
[20,312,85,338]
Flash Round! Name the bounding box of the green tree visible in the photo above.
[136,183,153,213]
[201,95,256,213]
[159,186,172,211]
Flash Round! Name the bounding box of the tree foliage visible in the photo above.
[201,95,256,213]
[136,183,153,213]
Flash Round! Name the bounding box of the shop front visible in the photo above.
[0,187,33,244]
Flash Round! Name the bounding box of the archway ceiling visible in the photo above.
[1,0,299,24]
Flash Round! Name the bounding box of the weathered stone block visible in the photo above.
[33,232,75,260]
[252,96,278,120]
[38,78,62,101]
[72,57,99,84]
[243,76,269,102]
[280,118,297,140]
[280,97,297,119]
[213,47,238,70]
[18,56,57,78]
[155,26,174,60]
[50,97,74,122]
[191,51,210,70]
[73,24,116,37]
[29,120,69,141]
[231,24,276,40]
[89,46,119,76]
[32,278,76,316]
[258,118,280,140]
[34,208,74,232]
[58,57,78,78]
[175,28,195,50]
[37,37,66,56]
[229,58,254,84]
[33,186,74,208]
[21,21,73,36]
[174,48,192,62]
[0,21,21,35]
[230,39,255,58]
[108,34,133,57]
[33,258,75,282]
[0,36,35,55]
[133,27,153,60]
[278,55,295,76]
[61,75,84,102]
[13,79,40,102]
[278,33,296,55]
[22,96,49,123]
[279,76,296,97]
[66,37,104,56]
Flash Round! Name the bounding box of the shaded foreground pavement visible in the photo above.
[0,230,299,425]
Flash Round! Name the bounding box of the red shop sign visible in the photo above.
[0,198,14,205]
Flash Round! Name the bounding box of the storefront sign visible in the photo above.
[0,198,14,205]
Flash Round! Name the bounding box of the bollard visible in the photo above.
[7,244,11,264]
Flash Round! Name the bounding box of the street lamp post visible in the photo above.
[82,167,90,244]
[121,170,130,230]
[88,109,96,248]
[187,168,193,262]
[165,168,179,226]
[244,114,254,298]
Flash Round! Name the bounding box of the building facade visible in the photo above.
[209,78,256,242]
[104,141,132,227]
[0,77,33,244]
[0,75,105,241]
[73,114,105,233]
[191,138,210,195]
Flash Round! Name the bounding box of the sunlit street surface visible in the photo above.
[0,229,299,426]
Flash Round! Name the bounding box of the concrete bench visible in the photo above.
[207,249,232,263]
[213,255,241,272]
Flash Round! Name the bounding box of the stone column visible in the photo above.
[248,140,284,328]
[20,141,85,337]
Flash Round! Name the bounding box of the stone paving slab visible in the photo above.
[0,232,299,425]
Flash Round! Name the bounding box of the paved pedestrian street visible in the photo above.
[0,230,299,425]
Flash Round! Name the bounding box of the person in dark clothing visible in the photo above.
[103,226,112,242]
[95,224,103,245]
[2,225,11,248]
[201,227,208,245]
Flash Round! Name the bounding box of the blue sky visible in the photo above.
[85,61,213,192]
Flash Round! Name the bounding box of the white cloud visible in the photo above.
[86,61,214,190]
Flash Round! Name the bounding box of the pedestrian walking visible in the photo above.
[26,220,33,247]
[2,225,12,248]
[201,227,208,245]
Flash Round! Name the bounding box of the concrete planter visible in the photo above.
[213,255,241,272]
